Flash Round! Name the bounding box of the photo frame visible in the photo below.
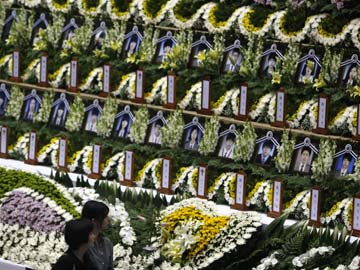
[10,49,21,82]
[352,195,360,237]
[146,111,167,145]
[123,26,143,58]
[253,131,280,167]
[0,126,9,158]
[339,54,360,87]
[296,49,322,84]
[183,117,205,152]
[197,164,208,199]
[25,131,37,165]
[61,18,79,50]
[222,40,242,73]
[236,83,249,120]
[231,171,247,211]
[49,93,70,128]
[291,137,319,174]
[333,144,357,177]
[309,186,321,227]
[0,84,10,117]
[83,99,103,134]
[91,21,107,50]
[113,105,134,139]
[268,179,283,218]
[22,89,42,122]
[217,124,238,160]
[58,137,68,172]
[155,31,177,63]
[2,10,17,40]
[31,13,49,45]
[159,157,173,194]
[260,44,284,78]
[189,35,213,68]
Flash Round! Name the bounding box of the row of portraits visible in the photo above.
[0,87,358,177]
[2,11,360,86]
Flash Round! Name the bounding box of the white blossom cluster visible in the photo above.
[102,152,125,179]
[68,145,92,173]
[9,133,30,158]
[330,105,357,136]
[292,246,335,268]
[284,190,310,218]
[50,63,71,88]
[252,252,279,270]
[213,89,239,116]
[136,158,163,188]
[145,76,167,104]
[178,82,202,110]
[288,99,317,129]
[112,73,136,99]
[246,180,272,211]
[22,59,40,82]
[249,93,276,121]
[208,172,236,202]
[80,67,103,92]
[37,138,60,167]
[322,256,360,270]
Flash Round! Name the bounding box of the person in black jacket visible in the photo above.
[53,219,96,270]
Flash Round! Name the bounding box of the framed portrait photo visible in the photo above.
[22,89,42,122]
[91,21,107,50]
[123,26,143,58]
[217,124,238,160]
[183,117,205,152]
[49,93,70,128]
[339,54,360,87]
[260,44,284,78]
[222,40,242,73]
[333,144,357,177]
[61,18,78,50]
[155,31,177,63]
[189,35,213,68]
[291,137,319,174]
[147,111,167,145]
[113,105,134,139]
[253,131,279,167]
[0,84,10,117]
[296,49,322,84]
[31,13,48,46]
[83,99,103,134]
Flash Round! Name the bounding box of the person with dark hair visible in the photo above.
[344,65,358,87]
[192,43,208,67]
[94,31,106,50]
[184,127,199,151]
[255,140,273,165]
[82,201,113,270]
[219,133,236,159]
[336,153,353,176]
[158,39,173,62]
[149,119,163,144]
[127,36,138,56]
[117,115,130,138]
[224,49,241,72]
[52,219,96,270]
[294,146,312,173]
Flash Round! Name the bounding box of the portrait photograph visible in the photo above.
[22,90,42,122]
[190,43,209,68]
[260,44,284,78]
[123,27,143,58]
[115,114,132,139]
[342,64,359,87]
[296,49,321,84]
[93,31,106,50]
[156,39,175,63]
[84,108,101,133]
[147,119,164,145]
[184,126,203,151]
[61,18,78,50]
[49,94,70,128]
[292,146,315,174]
[254,140,276,166]
[218,133,236,159]
[223,48,242,73]
[334,153,355,177]
[31,14,48,46]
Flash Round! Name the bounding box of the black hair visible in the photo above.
[163,39,172,47]
[262,140,273,149]
[301,146,311,154]
[81,201,109,225]
[65,219,93,250]
[155,119,164,127]
[130,35,138,43]
[343,153,352,162]
[226,133,236,142]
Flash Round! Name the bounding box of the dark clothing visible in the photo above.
[85,236,113,270]
[255,154,272,165]
[52,251,86,270]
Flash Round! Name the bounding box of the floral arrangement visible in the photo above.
[154,198,262,268]
[246,180,272,210]
[330,105,357,135]
[239,34,264,79]
[145,76,167,104]
[0,54,12,77]
[274,130,296,173]
[198,116,220,156]
[178,82,202,110]
[68,145,93,173]
[5,8,32,50]
[129,106,149,144]
[34,91,54,123]
[5,85,24,120]
[311,139,337,180]
[102,152,125,179]
[131,26,159,64]
[77,0,106,16]
[136,158,163,188]
[161,110,184,149]
[95,21,125,58]
[208,172,236,204]
[22,59,40,82]
[288,99,318,130]
[322,197,352,229]
[49,63,71,88]
[65,95,85,132]
[212,88,239,116]
[106,0,134,21]
[279,42,301,83]
[233,122,257,162]
[37,137,60,167]
[97,97,118,138]
[9,133,29,158]
[112,73,136,99]
[172,166,197,192]
[79,67,103,92]
[46,0,75,13]
[252,252,279,270]
[284,190,310,219]
[292,246,335,268]
[249,92,276,123]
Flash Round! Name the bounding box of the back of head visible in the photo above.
[65,219,93,250]
[81,200,109,224]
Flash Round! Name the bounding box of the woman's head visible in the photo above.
[82,201,110,231]
[65,219,96,250]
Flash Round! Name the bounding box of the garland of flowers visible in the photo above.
[5,85,24,120]
[351,18,360,50]
[330,105,357,135]
[22,59,40,82]
[49,63,71,88]
[37,137,60,167]
[34,91,54,123]
[138,0,178,25]
[129,106,149,144]
[312,139,337,180]
[145,76,167,104]
[249,93,275,121]
[172,166,196,192]
[97,97,117,138]
[80,67,103,92]
[322,197,352,229]
[292,246,335,268]
[65,95,85,132]
[233,122,257,163]
[155,198,261,268]
[46,0,75,13]
[199,116,220,156]
[77,0,106,16]
[284,190,310,219]
[274,130,296,173]
[208,172,236,204]
[178,82,202,110]
[112,73,136,99]
[68,145,92,172]
[161,109,184,149]
[288,99,318,130]
[101,152,125,179]
[106,0,134,20]
[212,88,239,116]
[0,54,12,77]
[136,158,163,188]
[17,0,42,8]
[246,180,272,211]
[8,133,30,158]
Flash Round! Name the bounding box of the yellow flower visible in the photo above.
[271,71,281,85]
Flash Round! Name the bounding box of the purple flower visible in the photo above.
[254,0,272,5]
[331,0,347,9]
[290,0,305,8]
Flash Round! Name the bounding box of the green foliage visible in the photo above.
[199,116,220,156]
[317,47,343,87]
[138,26,159,63]
[312,138,337,180]
[233,122,257,162]
[96,21,125,59]
[281,42,301,83]
[5,8,33,50]
[34,91,55,123]
[97,97,117,138]
[65,95,85,132]
[274,130,296,173]
[129,106,149,144]
[239,34,263,80]
[161,110,184,149]
[5,86,24,120]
